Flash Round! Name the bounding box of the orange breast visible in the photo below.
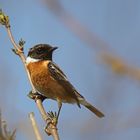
[27,61,76,103]
[27,61,49,86]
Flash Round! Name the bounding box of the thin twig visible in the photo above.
[29,112,43,140]
[7,21,60,140]
[0,10,60,140]
[7,22,60,140]
[6,27,36,92]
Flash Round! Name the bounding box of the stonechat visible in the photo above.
[26,44,104,118]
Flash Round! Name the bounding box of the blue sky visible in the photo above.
[0,0,140,140]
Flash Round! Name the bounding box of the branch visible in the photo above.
[29,112,43,140]
[0,111,16,140]
[0,10,60,140]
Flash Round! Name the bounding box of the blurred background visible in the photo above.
[0,0,140,140]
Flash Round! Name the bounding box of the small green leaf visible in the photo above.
[19,38,25,46]
[11,48,19,55]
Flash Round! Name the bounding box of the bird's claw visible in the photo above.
[47,111,58,126]
[44,111,58,135]
[27,91,47,102]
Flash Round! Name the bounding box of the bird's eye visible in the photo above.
[37,48,44,54]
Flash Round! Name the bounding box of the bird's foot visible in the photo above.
[47,111,58,126]
[44,111,58,134]
[27,90,47,102]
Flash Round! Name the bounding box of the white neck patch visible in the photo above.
[26,57,40,64]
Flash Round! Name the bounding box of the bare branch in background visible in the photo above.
[29,112,43,140]
[100,52,140,81]
[0,111,16,140]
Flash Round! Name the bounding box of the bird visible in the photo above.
[26,44,104,119]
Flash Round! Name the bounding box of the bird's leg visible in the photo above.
[47,99,62,127]
[56,99,62,122]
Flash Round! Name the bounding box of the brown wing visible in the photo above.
[48,62,84,107]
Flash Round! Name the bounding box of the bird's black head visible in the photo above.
[27,44,58,60]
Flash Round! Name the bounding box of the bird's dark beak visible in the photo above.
[49,47,58,52]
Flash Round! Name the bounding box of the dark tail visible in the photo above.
[80,99,104,118]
